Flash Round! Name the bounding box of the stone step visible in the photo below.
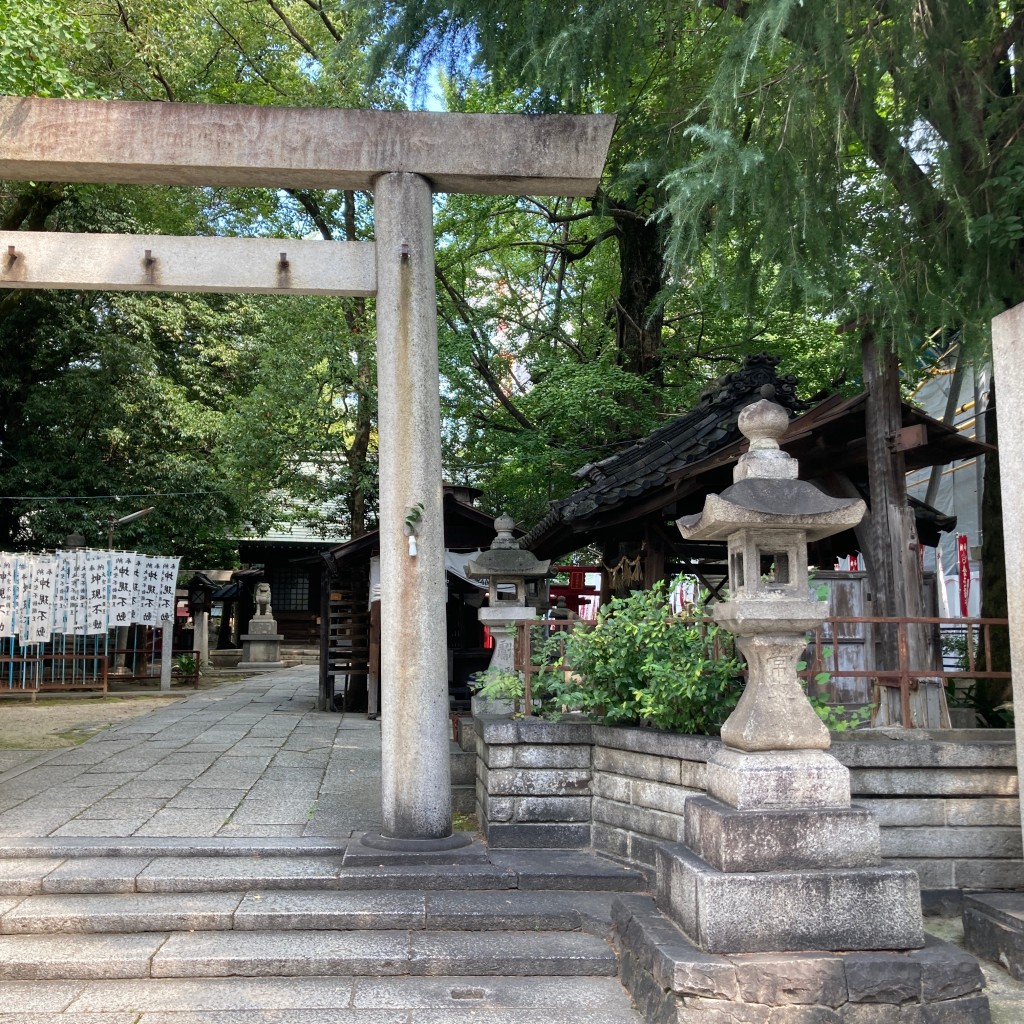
[0,928,618,981]
[0,848,644,897]
[449,747,475,785]
[0,888,617,935]
[0,974,643,1022]
[451,783,475,814]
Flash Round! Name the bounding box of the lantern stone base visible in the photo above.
[683,795,881,872]
[706,746,851,810]
[665,747,925,954]
[655,840,923,954]
[614,894,990,1023]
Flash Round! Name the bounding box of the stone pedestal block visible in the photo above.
[683,795,881,872]
[613,894,990,1024]
[655,842,924,954]
[238,624,284,669]
[707,746,851,810]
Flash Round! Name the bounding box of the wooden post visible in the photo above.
[861,332,948,727]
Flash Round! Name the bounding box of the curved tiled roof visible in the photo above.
[519,352,804,550]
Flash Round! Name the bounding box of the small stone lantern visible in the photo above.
[466,515,550,703]
[677,398,866,752]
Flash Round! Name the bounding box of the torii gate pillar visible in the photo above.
[373,172,453,843]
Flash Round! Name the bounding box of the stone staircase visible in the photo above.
[0,838,646,1022]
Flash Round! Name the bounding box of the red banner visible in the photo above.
[957,534,971,616]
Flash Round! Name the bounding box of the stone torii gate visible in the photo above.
[0,96,614,850]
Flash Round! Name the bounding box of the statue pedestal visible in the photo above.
[239,615,284,669]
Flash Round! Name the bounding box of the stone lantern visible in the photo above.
[677,397,865,752]
[466,515,550,705]
[662,396,927,959]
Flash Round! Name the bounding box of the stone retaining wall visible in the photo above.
[473,718,1022,898]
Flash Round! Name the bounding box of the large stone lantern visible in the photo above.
[466,515,550,689]
[662,396,926,959]
[677,397,865,752]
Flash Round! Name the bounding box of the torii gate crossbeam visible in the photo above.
[0,96,614,850]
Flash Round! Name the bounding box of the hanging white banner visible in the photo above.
[28,554,58,645]
[16,555,33,647]
[67,550,88,635]
[0,554,14,639]
[137,555,160,626]
[156,556,181,621]
[85,550,110,635]
[0,548,181,640]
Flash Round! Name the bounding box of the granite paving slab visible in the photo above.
[407,931,618,977]
[52,817,155,837]
[0,1014,143,1023]
[349,975,639,1009]
[136,856,342,892]
[166,788,248,810]
[135,809,236,837]
[410,1010,641,1023]
[217,824,308,839]
[134,1012,407,1024]
[66,976,356,1011]
[0,858,64,894]
[0,981,87,1013]
[1,892,243,933]
[0,931,166,979]
[42,856,155,893]
[233,890,426,931]
[151,930,410,978]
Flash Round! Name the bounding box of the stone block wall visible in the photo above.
[830,732,1022,906]
[472,718,1021,897]
[475,717,594,848]
[590,726,715,870]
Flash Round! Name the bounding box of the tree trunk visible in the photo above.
[611,190,665,391]
[861,332,948,727]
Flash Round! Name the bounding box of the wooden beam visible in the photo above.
[0,232,377,296]
[0,97,615,197]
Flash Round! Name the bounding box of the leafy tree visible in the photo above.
[0,1,397,553]
[0,3,96,98]
[358,0,1022,708]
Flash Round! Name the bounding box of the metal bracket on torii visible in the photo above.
[0,95,614,848]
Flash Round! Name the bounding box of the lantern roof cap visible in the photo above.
[676,398,865,541]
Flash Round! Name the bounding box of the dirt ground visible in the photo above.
[0,694,184,749]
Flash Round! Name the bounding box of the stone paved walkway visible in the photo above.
[0,667,382,839]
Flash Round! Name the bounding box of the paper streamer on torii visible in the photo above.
[0,550,181,646]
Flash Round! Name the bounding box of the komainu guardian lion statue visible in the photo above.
[254,582,273,618]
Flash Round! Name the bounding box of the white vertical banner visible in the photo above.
[29,555,57,645]
[109,552,137,630]
[68,551,88,635]
[85,550,110,635]
[156,556,181,621]
[130,554,145,624]
[0,554,14,638]
[56,553,70,635]
[17,555,33,647]
[138,555,160,626]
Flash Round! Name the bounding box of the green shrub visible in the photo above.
[533,576,743,734]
